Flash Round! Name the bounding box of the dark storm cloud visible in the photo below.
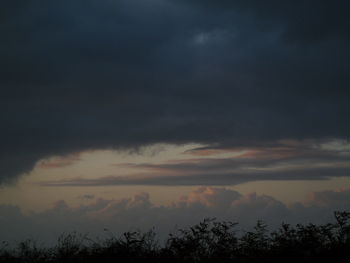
[1,0,350,182]
[180,0,350,43]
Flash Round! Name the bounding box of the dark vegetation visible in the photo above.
[1,211,350,263]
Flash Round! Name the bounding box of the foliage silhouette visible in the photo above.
[1,211,350,263]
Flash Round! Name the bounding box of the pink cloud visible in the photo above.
[36,154,81,169]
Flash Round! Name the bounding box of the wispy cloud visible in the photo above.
[36,154,82,169]
[38,140,350,186]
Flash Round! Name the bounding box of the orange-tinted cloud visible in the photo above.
[36,154,81,169]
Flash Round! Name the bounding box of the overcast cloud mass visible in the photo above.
[1,0,350,183]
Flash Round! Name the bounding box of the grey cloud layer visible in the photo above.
[1,187,350,244]
[1,0,350,182]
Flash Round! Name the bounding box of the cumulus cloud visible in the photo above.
[1,187,350,244]
[304,189,350,209]
[1,0,350,182]
[79,194,95,200]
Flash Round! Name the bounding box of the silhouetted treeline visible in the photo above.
[1,211,350,263]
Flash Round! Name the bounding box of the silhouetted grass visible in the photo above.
[1,211,349,263]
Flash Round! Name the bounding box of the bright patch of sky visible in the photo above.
[1,142,350,213]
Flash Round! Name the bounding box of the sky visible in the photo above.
[1,0,350,244]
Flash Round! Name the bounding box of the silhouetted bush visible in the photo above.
[165,218,238,263]
[1,211,350,263]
